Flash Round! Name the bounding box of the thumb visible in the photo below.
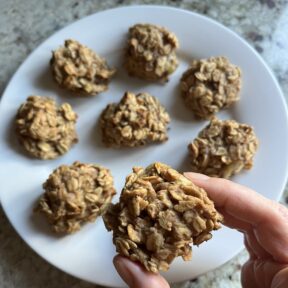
[113,255,170,288]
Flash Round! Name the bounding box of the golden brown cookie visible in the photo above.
[181,57,241,119]
[188,117,259,178]
[125,24,179,82]
[100,91,170,147]
[51,39,116,95]
[103,162,223,273]
[15,95,78,159]
[36,161,116,234]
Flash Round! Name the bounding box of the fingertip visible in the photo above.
[113,254,122,266]
[184,172,210,181]
[113,255,170,288]
[113,255,134,287]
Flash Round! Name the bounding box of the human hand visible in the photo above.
[113,173,288,288]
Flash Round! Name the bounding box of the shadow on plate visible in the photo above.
[33,65,70,98]
[88,115,106,150]
[168,82,198,122]
[4,114,36,160]
[227,103,244,122]
[175,151,191,174]
[178,50,199,64]
[29,196,63,239]
[33,65,96,107]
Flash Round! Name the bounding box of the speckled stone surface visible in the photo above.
[0,0,287,287]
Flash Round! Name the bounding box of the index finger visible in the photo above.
[184,172,288,263]
[185,172,275,225]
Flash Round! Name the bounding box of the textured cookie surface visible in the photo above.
[100,91,170,147]
[103,162,223,273]
[51,39,115,95]
[36,161,116,234]
[188,118,259,178]
[181,57,241,119]
[125,24,179,82]
[15,95,78,159]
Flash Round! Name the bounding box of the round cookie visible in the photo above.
[103,162,223,273]
[100,91,170,147]
[15,95,78,159]
[51,39,116,95]
[188,117,259,178]
[180,57,241,119]
[125,24,179,82]
[36,161,116,234]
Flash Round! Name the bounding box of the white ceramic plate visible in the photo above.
[0,5,288,287]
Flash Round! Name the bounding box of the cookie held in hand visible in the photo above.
[103,162,223,273]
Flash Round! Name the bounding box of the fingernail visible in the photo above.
[113,255,135,287]
[114,255,170,288]
[184,172,210,181]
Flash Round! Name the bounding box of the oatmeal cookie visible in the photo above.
[188,118,259,178]
[125,24,179,82]
[100,91,170,147]
[36,161,116,234]
[103,162,222,273]
[51,39,116,95]
[15,95,78,159]
[180,57,241,119]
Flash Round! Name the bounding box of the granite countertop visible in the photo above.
[0,0,288,287]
